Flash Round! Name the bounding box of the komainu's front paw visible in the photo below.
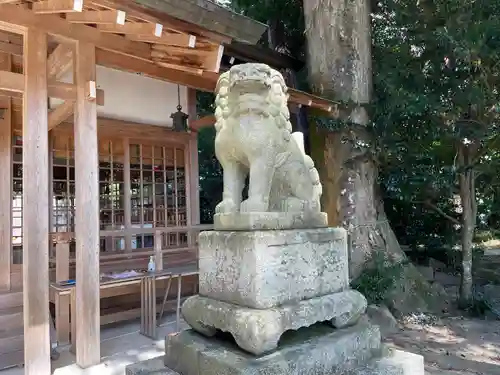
[240,197,268,213]
[215,199,239,214]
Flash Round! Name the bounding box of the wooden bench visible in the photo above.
[50,264,198,348]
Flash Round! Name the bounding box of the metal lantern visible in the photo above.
[170,85,190,132]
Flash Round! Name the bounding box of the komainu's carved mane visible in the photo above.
[214,64,292,134]
[213,63,326,229]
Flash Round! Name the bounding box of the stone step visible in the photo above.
[163,321,381,375]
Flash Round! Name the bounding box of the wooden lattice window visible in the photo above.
[99,139,126,251]
[52,135,75,233]
[12,135,22,264]
[129,143,187,249]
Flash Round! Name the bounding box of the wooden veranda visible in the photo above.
[0,0,340,373]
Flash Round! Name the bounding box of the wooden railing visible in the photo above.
[49,225,213,283]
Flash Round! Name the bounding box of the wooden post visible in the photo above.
[0,52,12,291]
[186,89,200,247]
[23,29,51,374]
[154,230,163,271]
[74,41,100,368]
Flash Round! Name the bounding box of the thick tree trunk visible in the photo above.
[303,0,448,315]
[458,144,475,308]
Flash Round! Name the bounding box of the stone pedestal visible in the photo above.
[126,228,424,375]
[198,227,348,308]
[182,290,367,355]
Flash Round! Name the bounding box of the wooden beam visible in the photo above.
[190,114,215,130]
[98,21,162,37]
[0,4,152,60]
[95,48,216,91]
[154,61,203,75]
[32,0,83,14]
[0,30,22,45]
[128,32,196,47]
[0,54,12,291]
[23,28,51,375]
[48,100,74,130]
[0,70,22,92]
[207,44,224,73]
[47,43,73,81]
[66,9,126,24]
[74,40,100,368]
[0,69,105,103]
[0,40,22,55]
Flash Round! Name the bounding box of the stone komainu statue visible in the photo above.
[214,63,323,215]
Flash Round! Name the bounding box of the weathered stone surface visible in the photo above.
[165,322,381,375]
[353,347,424,375]
[213,63,324,218]
[214,211,328,230]
[126,357,178,375]
[182,290,367,355]
[366,305,400,338]
[199,227,348,309]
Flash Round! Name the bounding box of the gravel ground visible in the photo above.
[385,315,500,375]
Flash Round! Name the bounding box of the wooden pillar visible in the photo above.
[0,53,12,291]
[23,29,51,374]
[186,89,200,247]
[74,41,100,368]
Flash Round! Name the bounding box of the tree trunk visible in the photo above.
[303,0,448,316]
[458,144,475,308]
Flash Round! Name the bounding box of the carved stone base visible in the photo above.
[199,227,348,309]
[182,290,367,355]
[213,211,328,230]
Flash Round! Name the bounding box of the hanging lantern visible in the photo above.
[170,85,190,132]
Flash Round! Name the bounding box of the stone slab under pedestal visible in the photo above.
[213,211,328,230]
[165,322,382,375]
[199,227,348,309]
[182,291,367,355]
[125,331,424,375]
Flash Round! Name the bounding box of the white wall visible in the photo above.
[50,66,189,128]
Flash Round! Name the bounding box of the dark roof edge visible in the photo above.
[224,41,305,71]
[132,0,268,44]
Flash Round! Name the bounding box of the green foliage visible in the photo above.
[197,0,500,252]
[196,92,223,224]
[351,253,406,304]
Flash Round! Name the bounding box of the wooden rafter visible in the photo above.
[91,0,233,43]
[0,4,152,60]
[32,0,83,14]
[128,31,196,47]
[66,9,126,24]
[47,43,73,80]
[151,43,224,73]
[98,21,163,37]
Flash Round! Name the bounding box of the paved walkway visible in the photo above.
[1,315,187,375]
